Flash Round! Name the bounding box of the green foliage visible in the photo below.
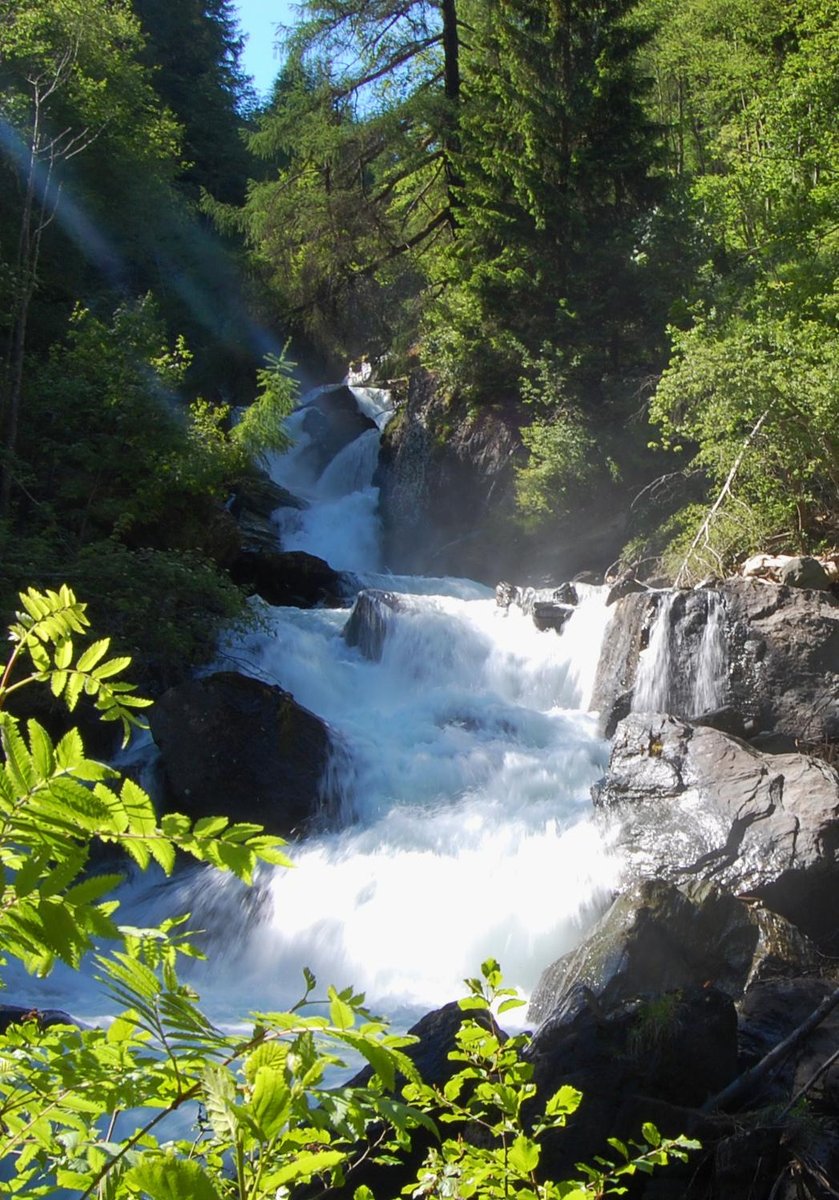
[649,314,839,575]
[3,298,305,683]
[403,959,700,1200]
[227,4,454,361]
[0,589,699,1199]
[514,350,599,524]
[230,351,297,460]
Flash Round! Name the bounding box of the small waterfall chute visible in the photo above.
[633,588,728,717]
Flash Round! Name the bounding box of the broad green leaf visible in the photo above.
[264,1148,344,1187]
[328,987,355,1031]
[125,1155,222,1200]
[508,1135,540,1174]
[244,1039,289,1083]
[249,1065,291,1139]
[545,1085,582,1118]
[642,1122,662,1147]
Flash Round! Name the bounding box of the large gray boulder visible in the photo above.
[594,713,839,946]
[150,671,335,837]
[724,577,839,743]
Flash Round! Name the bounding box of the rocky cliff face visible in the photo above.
[376,371,523,581]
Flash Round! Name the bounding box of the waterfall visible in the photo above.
[11,384,621,1032]
[633,588,728,717]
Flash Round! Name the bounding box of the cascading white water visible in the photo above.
[11,384,621,1033]
[633,589,727,717]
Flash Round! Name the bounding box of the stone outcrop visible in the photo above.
[593,712,839,947]
[723,577,839,743]
[526,984,738,1187]
[149,671,335,837]
[231,470,308,556]
[297,386,377,476]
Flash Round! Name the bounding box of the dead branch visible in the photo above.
[675,409,770,587]
[703,982,839,1113]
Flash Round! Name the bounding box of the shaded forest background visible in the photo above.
[1,0,836,687]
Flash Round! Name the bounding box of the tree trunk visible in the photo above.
[440,0,462,223]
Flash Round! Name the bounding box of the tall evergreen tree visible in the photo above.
[132,0,253,205]
[426,0,664,398]
[223,0,462,358]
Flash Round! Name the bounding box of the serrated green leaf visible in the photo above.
[93,656,132,679]
[193,816,229,838]
[55,727,84,770]
[328,987,355,1031]
[75,639,110,674]
[145,836,176,875]
[64,873,123,908]
[244,1040,289,1084]
[54,638,73,670]
[203,1064,241,1143]
[26,720,54,782]
[65,672,85,712]
[161,813,191,838]
[1,715,35,793]
[120,778,157,836]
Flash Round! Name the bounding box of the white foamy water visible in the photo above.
[9,383,621,1032]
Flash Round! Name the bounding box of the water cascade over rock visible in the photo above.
[593,578,839,744]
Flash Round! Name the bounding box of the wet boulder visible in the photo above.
[528,879,819,1026]
[149,671,334,837]
[232,471,308,556]
[590,590,657,733]
[495,581,520,609]
[231,470,307,520]
[531,601,575,634]
[343,589,409,660]
[593,579,839,743]
[232,549,350,608]
[724,577,839,742]
[526,985,737,1184]
[594,713,839,948]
